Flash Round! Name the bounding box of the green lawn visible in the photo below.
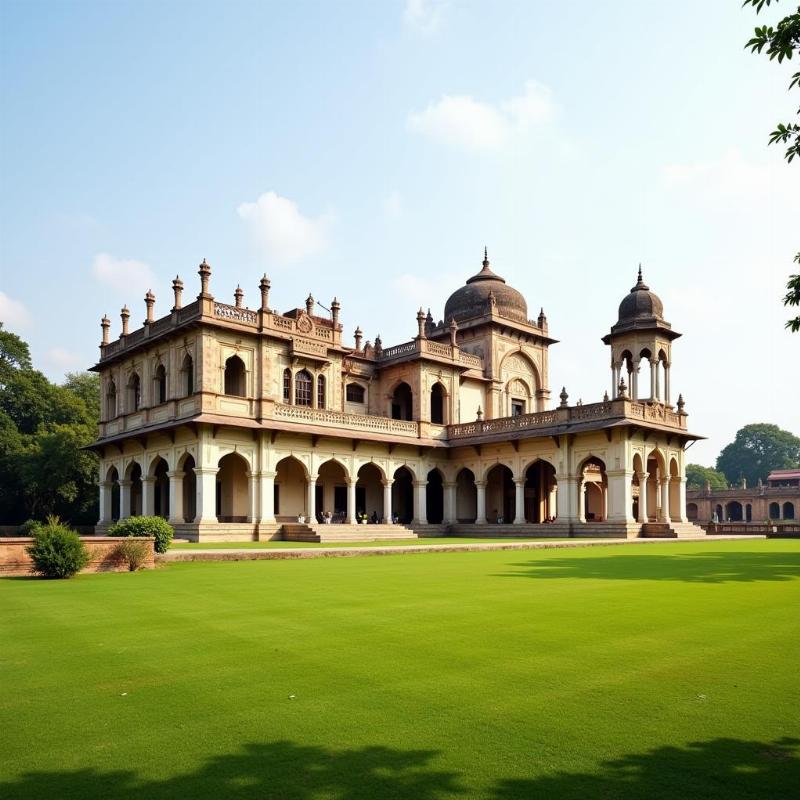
[1,540,798,799]
[170,536,569,549]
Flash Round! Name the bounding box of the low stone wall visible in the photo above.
[0,537,155,577]
[0,524,96,536]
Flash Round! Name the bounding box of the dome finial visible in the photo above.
[637,263,644,285]
[483,246,489,269]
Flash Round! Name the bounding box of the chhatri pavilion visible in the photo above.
[90,252,704,541]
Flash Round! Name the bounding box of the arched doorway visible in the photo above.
[391,382,413,421]
[224,355,246,396]
[275,456,308,520]
[150,457,170,519]
[715,503,724,522]
[356,463,384,521]
[486,464,514,523]
[783,502,795,520]
[725,501,743,522]
[126,461,143,517]
[317,460,349,522]
[107,466,120,521]
[524,460,557,522]
[769,501,780,519]
[430,384,446,425]
[645,451,665,522]
[580,457,607,522]
[426,469,444,524]
[456,468,477,523]
[180,454,196,523]
[669,458,680,521]
[217,453,250,522]
[687,502,698,521]
[631,453,644,521]
[392,466,414,523]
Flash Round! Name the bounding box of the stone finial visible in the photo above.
[374,334,383,356]
[483,246,489,269]
[538,307,547,328]
[198,258,212,297]
[742,477,747,489]
[306,293,315,315]
[487,288,497,309]
[559,387,568,407]
[603,390,609,402]
[234,285,244,308]
[100,315,110,345]
[449,316,458,346]
[416,307,426,339]
[144,290,155,324]
[120,305,130,336]
[476,405,483,422]
[617,377,628,398]
[172,275,184,311]
[259,275,271,312]
[354,326,363,351]
[676,393,686,414]
[331,297,340,326]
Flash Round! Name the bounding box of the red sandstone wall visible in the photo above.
[0,537,155,577]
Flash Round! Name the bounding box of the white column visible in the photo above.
[611,364,619,398]
[167,470,184,524]
[413,481,427,525]
[98,481,112,524]
[383,480,393,524]
[602,485,608,521]
[194,467,218,523]
[443,481,457,525]
[660,477,671,523]
[675,476,687,522]
[347,479,357,524]
[247,472,259,523]
[307,476,317,522]
[606,470,634,522]
[119,480,132,519]
[578,481,587,522]
[141,477,155,517]
[555,475,578,522]
[650,360,657,400]
[654,363,661,403]
[631,367,639,400]
[260,471,276,524]
[513,478,526,524]
[664,365,671,406]
[475,480,487,524]
[637,472,648,523]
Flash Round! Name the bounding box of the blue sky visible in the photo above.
[1,0,797,466]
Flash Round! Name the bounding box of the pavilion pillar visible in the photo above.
[475,480,488,524]
[307,476,317,523]
[118,480,132,519]
[98,480,112,524]
[637,472,648,523]
[382,480,393,524]
[611,363,619,398]
[347,480,357,524]
[664,365,671,406]
[443,481,457,525]
[631,367,639,401]
[194,467,218,523]
[654,362,661,402]
[413,481,427,525]
[555,475,578,522]
[167,470,184,525]
[578,481,587,523]
[649,360,657,400]
[247,472,259,523]
[675,476,687,522]
[260,471,276,524]
[660,477,671,523]
[141,477,155,517]
[606,470,634,522]
[513,478,526,525]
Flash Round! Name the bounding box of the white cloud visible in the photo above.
[392,271,462,321]
[43,347,84,372]
[0,291,32,329]
[237,191,332,264]
[407,80,557,152]
[92,252,155,294]
[404,0,449,35]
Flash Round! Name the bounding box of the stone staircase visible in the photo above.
[281,522,422,543]
[641,521,706,539]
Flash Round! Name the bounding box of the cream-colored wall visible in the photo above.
[458,379,485,423]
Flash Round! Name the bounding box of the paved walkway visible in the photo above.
[158,535,766,563]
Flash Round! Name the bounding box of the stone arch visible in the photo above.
[725,501,743,522]
[715,503,723,522]
[686,502,698,521]
[275,455,309,520]
[523,459,558,522]
[127,372,141,412]
[216,447,253,472]
[180,352,194,396]
[149,456,170,519]
[356,462,384,521]
[769,501,780,519]
[578,455,607,523]
[669,457,681,523]
[345,381,366,404]
[106,465,121,521]
[631,452,646,521]
[224,355,246,397]
[783,501,795,520]
[180,453,196,523]
[106,378,117,419]
[455,467,477,523]
[317,458,349,521]
[430,382,447,425]
[124,460,143,516]
[217,452,250,522]
[426,467,445,524]
[390,381,413,421]
[153,362,167,404]
[392,465,414,523]
[486,463,514,523]
[500,350,540,388]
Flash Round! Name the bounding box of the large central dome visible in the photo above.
[444,250,528,323]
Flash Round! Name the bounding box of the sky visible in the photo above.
[1,0,798,466]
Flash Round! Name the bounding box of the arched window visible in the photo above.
[224,355,246,397]
[391,382,413,420]
[295,370,312,406]
[346,383,365,403]
[430,383,445,425]
[106,379,117,419]
[783,502,795,520]
[317,374,326,409]
[181,354,194,396]
[154,364,167,404]
[127,373,141,412]
[283,368,291,402]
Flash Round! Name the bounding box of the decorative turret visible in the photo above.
[416,308,426,340]
[617,377,628,399]
[100,315,110,345]
[538,307,547,330]
[354,326,363,351]
[374,334,383,357]
[559,387,568,407]
[120,305,130,337]
[234,285,244,308]
[676,393,686,415]
[306,293,314,315]
[144,290,155,324]
[172,276,184,311]
[198,259,212,297]
[449,316,458,346]
[259,275,271,311]
[331,297,340,327]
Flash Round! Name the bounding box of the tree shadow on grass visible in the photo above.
[491,737,800,800]
[499,550,800,584]
[0,741,464,800]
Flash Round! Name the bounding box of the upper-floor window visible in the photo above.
[283,368,291,402]
[106,379,117,419]
[430,383,445,425]
[154,364,167,404]
[295,370,312,406]
[346,383,365,403]
[317,375,326,409]
[391,382,413,421]
[128,373,141,412]
[224,355,246,397]
[181,354,194,396]
[511,399,525,416]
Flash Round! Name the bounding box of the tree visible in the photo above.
[743,1,800,331]
[63,372,100,420]
[685,464,729,490]
[0,322,32,386]
[716,423,800,485]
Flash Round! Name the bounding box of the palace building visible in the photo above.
[90,253,704,541]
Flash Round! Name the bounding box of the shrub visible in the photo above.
[26,516,89,579]
[19,519,43,536]
[109,516,174,553]
[115,538,150,572]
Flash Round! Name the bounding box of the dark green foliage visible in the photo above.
[685,463,729,490]
[716,423,800,485]
[25,517,89,578]
[109,515,174,554]
[114,538,150,571]
[18,519,43,535]
[784,257,800,332]
[0,323,32,386]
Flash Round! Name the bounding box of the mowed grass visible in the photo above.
[1,540,798,800]
[170,536,568,549]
